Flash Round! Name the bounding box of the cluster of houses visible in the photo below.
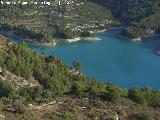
[65,20,113,32]
[47,1,112,33]
[1,0,113,36]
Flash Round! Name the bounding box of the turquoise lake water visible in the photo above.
[6,29,160,89]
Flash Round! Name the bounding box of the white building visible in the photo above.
[5,2,11,4]
[22,2,28,5]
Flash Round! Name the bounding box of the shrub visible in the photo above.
[63,111,72,120]
[128,88,146,104]
[12,100,26,114]
[105,85,120,102]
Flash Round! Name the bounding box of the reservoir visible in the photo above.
[6,28,160,89]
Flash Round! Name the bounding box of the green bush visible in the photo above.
[0,81,14,98]
[105,85,120,102]
[63,111,72,120]
[12,100,26,114]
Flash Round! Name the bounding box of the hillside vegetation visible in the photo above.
[1,35,160,119]
[1,1,160,119]
[90,0,160,38]
[0,0,115,43]
[1,0,160,39]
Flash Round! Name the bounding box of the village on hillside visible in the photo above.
[0,0,114,43]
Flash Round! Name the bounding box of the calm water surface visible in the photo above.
[7,29,160,89]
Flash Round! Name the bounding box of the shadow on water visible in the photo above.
[104,29,160,55]
[140,36,160,54]
[105,27,123,37]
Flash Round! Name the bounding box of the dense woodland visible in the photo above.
[90,0,160,38]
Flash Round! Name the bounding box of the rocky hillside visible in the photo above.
[0,34,160,120]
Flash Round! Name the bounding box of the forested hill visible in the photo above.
[90,0,160,38]
[1,35,160,119]
[90,0,160,22]
[1,0,160,39]
[0,0,115,43]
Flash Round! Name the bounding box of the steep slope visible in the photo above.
[0,34,160,119]
[90,0,160,38]
[90,0,160,22]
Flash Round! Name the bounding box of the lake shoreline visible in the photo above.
[1,28,160,89]
[0,28,107,46]
[0,31,57,47]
